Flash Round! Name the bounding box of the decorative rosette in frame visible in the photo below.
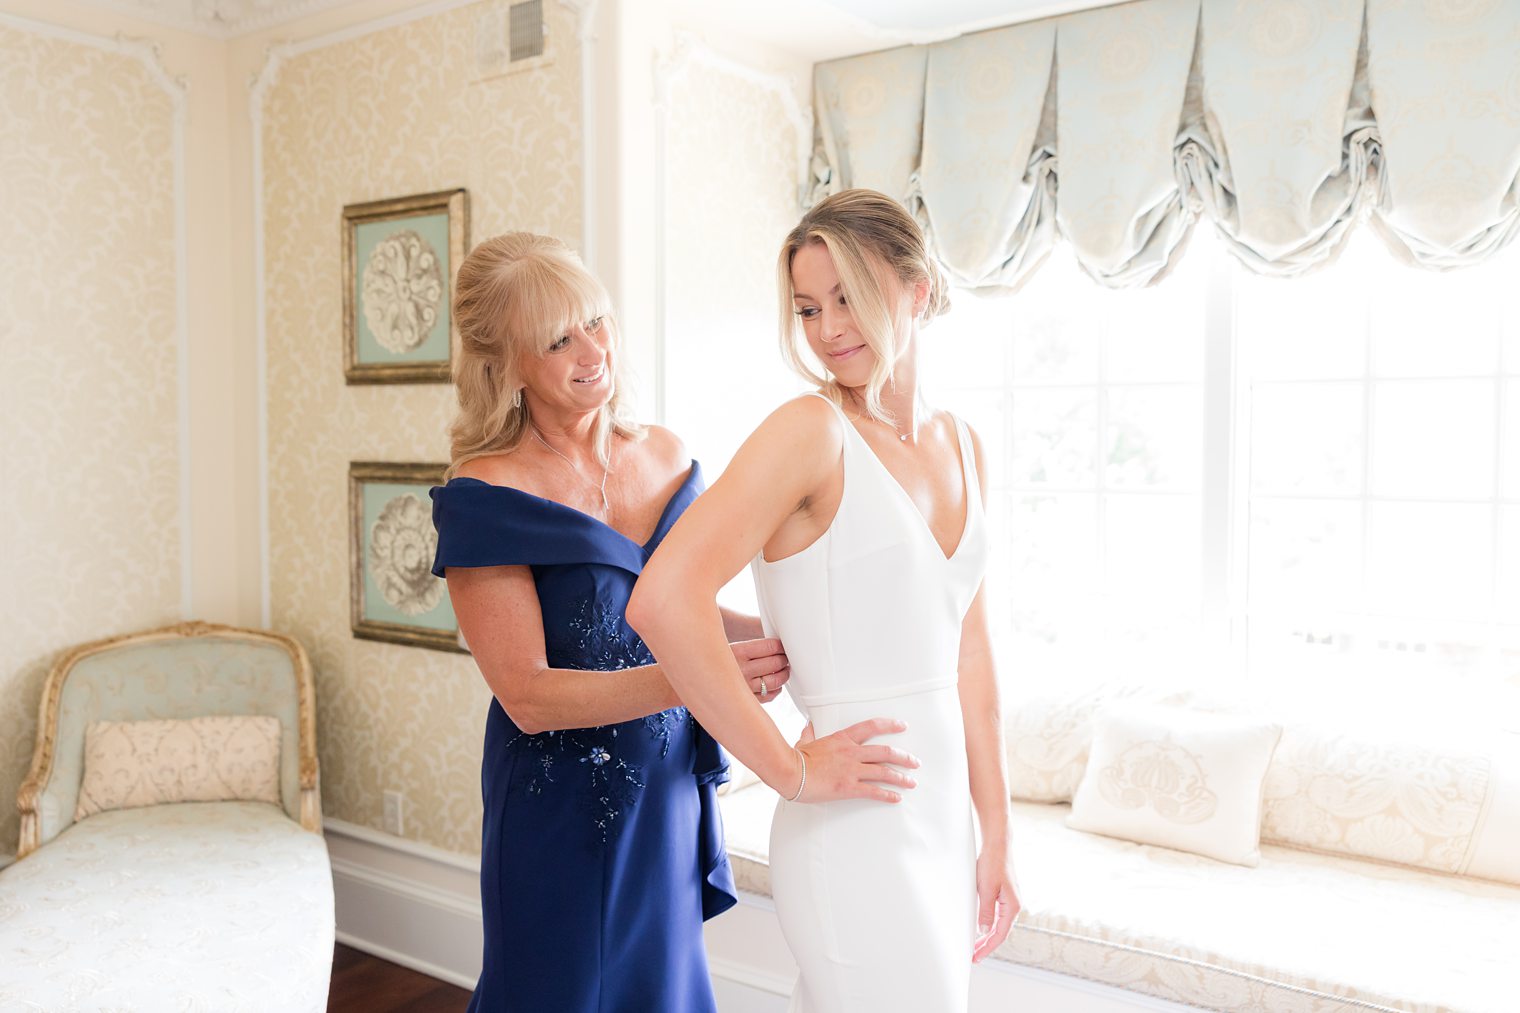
[342,189,469,384]
[349,461,467,653]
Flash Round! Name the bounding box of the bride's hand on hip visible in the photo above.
[972,843,1022,963]
[785,718,919,804]
[730,637,790,702]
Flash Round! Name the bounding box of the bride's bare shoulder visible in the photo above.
[716,394,844,488]
[756,392,844,441]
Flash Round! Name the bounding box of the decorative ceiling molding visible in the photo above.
[821,0,1019,30]
[74,0,359,39]
[815,0,1140,42]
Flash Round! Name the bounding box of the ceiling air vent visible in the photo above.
[509,0,546,62]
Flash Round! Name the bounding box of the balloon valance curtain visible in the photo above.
[808,0,1520,289]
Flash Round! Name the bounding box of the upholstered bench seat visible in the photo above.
[0,801,334,1013]
[719,786,1519,1013]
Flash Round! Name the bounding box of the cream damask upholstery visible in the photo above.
[1260,724,1516,881]
[1005,683,1198,802]
[2,622,332,1013]
[1000,800,1517,1013]
[719,787,1520,1013]
[17,621,320,856]
[1006,685,1520,887]
[75,714,284,819]
[0,802,334,1012]
[1067,704,1283,867]
[719,690,1520,1011]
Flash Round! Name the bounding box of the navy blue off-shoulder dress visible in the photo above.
[430,462,737,1013]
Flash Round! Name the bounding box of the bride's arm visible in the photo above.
[448,565,789,734]
[629,397,918,803]
[719,607,764,642]
[956,424,1023,961]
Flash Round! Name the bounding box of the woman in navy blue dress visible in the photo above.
[431,233,790,1012]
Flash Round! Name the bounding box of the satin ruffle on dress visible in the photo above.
[431,462,736,1013]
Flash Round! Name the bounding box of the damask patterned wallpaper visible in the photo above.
[0,23,183,856]
[260,1,584,853]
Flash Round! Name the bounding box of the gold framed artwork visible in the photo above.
[342,189,469,384]
[349,461,467,653]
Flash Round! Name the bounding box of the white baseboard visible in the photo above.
[324,818,483,990]
[325,824,1194,1013]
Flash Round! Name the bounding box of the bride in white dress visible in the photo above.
[628,188,1021,1011]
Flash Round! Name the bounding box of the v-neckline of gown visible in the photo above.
[843,416,972,564]
[448,461,699,551]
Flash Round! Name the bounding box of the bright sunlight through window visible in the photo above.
[918,228,1520,716]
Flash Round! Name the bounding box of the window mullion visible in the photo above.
[1489,314,1505,674]
[1201,240,1239,680]
[1096,300,1109,642]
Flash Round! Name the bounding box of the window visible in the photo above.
[661,225,1519,717]
[1234,233,1520,713]
[920,229,1520,715]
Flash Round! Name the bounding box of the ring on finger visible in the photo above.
[759,677,768,700]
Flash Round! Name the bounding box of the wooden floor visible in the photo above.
[328,943,472,1013]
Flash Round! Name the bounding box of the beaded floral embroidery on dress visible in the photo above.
[514,594,693,842]
[643,708,688,759]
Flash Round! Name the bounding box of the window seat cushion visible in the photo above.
[719,786,1518,1013]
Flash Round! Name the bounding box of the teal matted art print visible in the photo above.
[349,461,467,653]
[342,189,469,384]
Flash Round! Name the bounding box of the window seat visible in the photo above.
[718,785,1518,1013]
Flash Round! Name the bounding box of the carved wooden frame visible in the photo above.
[349,460,467,653]
[342,187,469,384]
[16,620,321,859]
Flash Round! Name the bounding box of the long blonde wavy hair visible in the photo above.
[776,188,951,425]
[446,232,643,479]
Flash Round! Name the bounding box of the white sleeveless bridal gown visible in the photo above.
[750,392,988,1012]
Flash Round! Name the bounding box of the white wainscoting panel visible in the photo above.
[325,818,483,989]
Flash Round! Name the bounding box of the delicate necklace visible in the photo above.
[846,393,919,442]
[530,425,612,514]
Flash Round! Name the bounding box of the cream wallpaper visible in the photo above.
[260,0,584,853]
[0,21,183,856]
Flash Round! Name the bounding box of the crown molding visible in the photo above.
[65,0,368,39]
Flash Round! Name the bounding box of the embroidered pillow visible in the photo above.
[1260,721,1501,877]
[1067,703,1283,867]
[75,715,282,820]
[1005,683,1201,803]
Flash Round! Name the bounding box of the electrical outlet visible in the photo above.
[383,790,405,836]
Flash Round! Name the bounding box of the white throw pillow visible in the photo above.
[1004,680,1233,803]
[75,715,283,820]
[1067,703,1283,867]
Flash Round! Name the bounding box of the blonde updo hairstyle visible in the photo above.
[447,232,643,479]
[776,188,951,425]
